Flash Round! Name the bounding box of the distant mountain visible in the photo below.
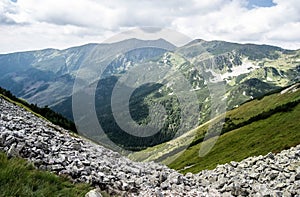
[0,39,175,107]
[176,40,299,109]
[0,38,299,151]
[0,44,95,106]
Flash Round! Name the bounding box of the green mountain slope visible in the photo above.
[129,83,300,173]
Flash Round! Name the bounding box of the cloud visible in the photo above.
[0,0,299,53]
[0,0,19,25]
[173,0,300,47]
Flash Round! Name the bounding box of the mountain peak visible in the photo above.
[105,37,176,51]
[183,39,207,46]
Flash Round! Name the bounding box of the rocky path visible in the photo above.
[0,97,300,196]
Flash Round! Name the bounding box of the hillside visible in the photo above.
[1,88,300,196]
[130,83,300,173]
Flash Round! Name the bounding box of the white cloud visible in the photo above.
[0,0,299,53]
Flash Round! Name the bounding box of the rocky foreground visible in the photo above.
[0,97,300,197]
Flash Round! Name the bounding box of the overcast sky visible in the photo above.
[0,0,299,53]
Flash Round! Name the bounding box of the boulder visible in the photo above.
[85,189,103,197]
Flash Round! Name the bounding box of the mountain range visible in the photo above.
[0,38,299,150]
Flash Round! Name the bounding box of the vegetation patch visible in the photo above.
[0,152,91,197]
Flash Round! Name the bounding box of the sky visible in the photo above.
[0,0,299,53]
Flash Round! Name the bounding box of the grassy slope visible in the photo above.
[170,104,300,173]
[130,83,300,174]
[0,152,91,197]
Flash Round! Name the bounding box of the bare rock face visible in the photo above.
[1,97,300,196]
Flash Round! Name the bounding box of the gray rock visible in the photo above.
[72,143,81,151]
[269,171,279,180]
[159,172,168,183]
[249,172,260,180]
[7,143,19,158]
[185,172,193,179]
[51,164,64,171]
[160,181,170,190]
[155,188,164,197]
[85,189,103,197]
[275,183,286,190]
[295,173,300,181]
[266,152,275,160]
[230,161,238,167]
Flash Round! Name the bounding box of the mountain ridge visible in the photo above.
[2,38,299,55]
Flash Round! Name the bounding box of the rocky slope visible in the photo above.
[1,97,300,196]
